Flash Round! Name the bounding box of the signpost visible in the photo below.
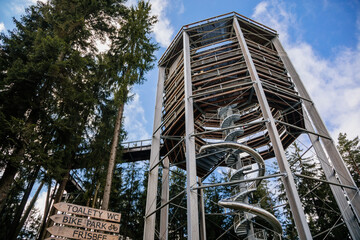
[47,226,119,240]
[53,203,121,222]
[47,202,121,240]
[50,214,120,233]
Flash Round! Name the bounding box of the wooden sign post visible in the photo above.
[47,226,119,240]
[50,214,120,232]
[53,203,121,222]
[47,202,121,240]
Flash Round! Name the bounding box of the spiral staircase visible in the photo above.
[198,105,282,239]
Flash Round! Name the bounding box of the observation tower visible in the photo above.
[143,12,360,240]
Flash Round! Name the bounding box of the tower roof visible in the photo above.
[159,12,277,67]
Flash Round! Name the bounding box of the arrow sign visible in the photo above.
[50,214,120,233]
[47,226,119,240]
[54,202,121,222]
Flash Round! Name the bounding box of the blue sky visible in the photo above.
[1,0,359,143]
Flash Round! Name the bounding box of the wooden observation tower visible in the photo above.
[143,12,360,240]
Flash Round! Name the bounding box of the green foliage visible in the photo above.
[204,172,233,239]
[168,167,187,239]
[276,142,350,239]
[0,0,157,238]
[18,208,42,240]
[0,165,37,239]
[108,162,147,239]
[107,0,158,104]
[338,133,360,186]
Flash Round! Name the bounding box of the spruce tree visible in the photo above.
[101,0,158,210]
[0,1,129,239]
[276,142,350,239]
[204,172,233,239]
[168,167,187,239]
[337,133,360,186]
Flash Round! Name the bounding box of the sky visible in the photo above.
[0,0,359,214]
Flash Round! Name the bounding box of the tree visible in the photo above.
[101,0,158,210]
[203,172,233,239]
[338,133,360,186]
[18,208,42,240]
[276,142,350,239]
[168,168,187,239]
[109,162,147,239]
[0,1,129,239]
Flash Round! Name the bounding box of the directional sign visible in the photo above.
[54,202,121,222]
[47,226,119,240]
[50,214,120,233]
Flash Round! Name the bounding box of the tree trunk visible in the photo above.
[37,181,55,240]
[0,163,20,213]
[12,181,44,240]
[102,100,125,210]
[9,166,40,239]
[92,180,100,208]
[40,169,70,240]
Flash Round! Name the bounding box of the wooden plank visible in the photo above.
[50,214,120,233]
[54,202,121,222]
[47,225,118,240]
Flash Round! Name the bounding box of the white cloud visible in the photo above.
[150,0,174,48]
[252,0,297,43]
[8,0,47,16]
[253,2,268,17]
[252,1,360,140]
[10,2,26,15]
[177,1,185,15]
[124,92,150,142]
[125,0,137,7]
[0,23,5,32]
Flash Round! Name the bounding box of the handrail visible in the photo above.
[159,11,277,66]
[121,139,152,150]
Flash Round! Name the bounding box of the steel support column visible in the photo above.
[233,17,313,239]
[273,37,360,238]
[144,67,165,240]
[160,157,170,240]
[183,31,200,240]
[304,111,360,239]
[198,179,207,240]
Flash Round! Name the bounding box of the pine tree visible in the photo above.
[167,167,187,239]
[276,142,350,239]
[0,1,129,239]
[102,0,158,210]
[204,172,233,239]
[338,133,360,186]
[18,208,42,240]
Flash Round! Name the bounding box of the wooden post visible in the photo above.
[272,36,360,239]
[143,67,166,240]
[159,157,170,240]
[183,30,200,240]
[233,17,312,239]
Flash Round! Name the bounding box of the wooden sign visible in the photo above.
[50,214,120,233]
[54,202,121,222]
[47,226,119,240]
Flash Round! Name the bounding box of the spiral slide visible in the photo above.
[198,105,282,238]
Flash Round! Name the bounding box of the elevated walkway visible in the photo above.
[121,139,154,162]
